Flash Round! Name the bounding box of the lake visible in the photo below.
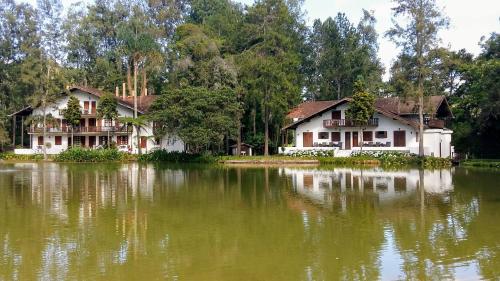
[0,163,499,280]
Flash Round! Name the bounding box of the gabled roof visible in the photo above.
[374,96,451,116]
[287,100,338,120]
[69,86,158,114]
[282,96,450,130]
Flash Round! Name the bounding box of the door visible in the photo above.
[394,131,406,147]
[345,132,351,149]
[352,132,359,147]
[91,101,96,114]
[89,136,96,148]
[303,132,313,147]
[88,118,96,132]
[83,101,89,114]
[140,136,147,149]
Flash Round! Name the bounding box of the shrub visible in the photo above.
[288,149,335,158]
[138,150,216,163]
[54,147,131,162]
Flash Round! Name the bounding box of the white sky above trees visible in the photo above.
[24,0,500,80]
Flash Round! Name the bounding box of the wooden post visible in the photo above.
[21,116,24,147]
[12,115,16,146]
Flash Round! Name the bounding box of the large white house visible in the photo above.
[281,96,453,158]
[10,86,184,154]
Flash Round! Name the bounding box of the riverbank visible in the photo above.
[461,159,500,169]
[1,149,453,168]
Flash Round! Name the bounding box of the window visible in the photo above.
[331,132,341,142]
[117,136,128,145]
[318,132,329,139]
[55,136,62,145]
[104,119,112,127]
[363,131,373,141]
[375,131,387,138]
[331,110,341,119]
[37,136,44,145]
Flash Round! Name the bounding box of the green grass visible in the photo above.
[461,159,500,168]
[0,152,45,161]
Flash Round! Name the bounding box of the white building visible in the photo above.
[280,96,453,158]
[10,86,184,154]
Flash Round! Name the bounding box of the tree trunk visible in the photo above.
[252,107,256,136]
[71,126,74,147]
[418,88,424,156]
[42,105,47,160]
[141,68,147,96]
[127,62,133,97]
[264,104,269,156]
[133,58,141,155]
[236,120,241,156]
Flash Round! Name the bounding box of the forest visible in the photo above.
[0,0,498,157]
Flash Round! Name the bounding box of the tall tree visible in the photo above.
[308,12,383,100]
[238,0,304,155]
[386,0,449,156]
[62,95,81,147]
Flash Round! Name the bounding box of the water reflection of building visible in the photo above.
[280,167,453,208]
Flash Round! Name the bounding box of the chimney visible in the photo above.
[122,82,126,99]
[115,86,119,97]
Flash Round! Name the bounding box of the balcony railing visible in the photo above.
[323,118,379,128]
[29,126,132,133]
[59,109,96,116]
[425,119,445,129]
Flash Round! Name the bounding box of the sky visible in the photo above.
[24,0,500,80]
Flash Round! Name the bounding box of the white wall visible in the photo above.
[294,104,419,150]
[292,104,453,158]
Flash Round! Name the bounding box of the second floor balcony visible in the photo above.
[59,109,96,116]
[323,118,379,128]
[29,125,132,134]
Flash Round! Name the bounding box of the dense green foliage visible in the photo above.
[346,79,376,125]
[308,11,383,100]
[0,0,497,157]
[54,148,132,162]
[148,87,242,153]
[62,96,81,127]
[138,150,216,163]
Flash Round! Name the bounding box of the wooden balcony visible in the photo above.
[426,119,446,129]
[59,109,96,116]
[323,118,379,128]
[29,126,132,134]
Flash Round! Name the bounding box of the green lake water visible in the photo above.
[0,163,499,280]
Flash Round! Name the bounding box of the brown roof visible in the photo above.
[374,96,447,115]
[123,96,158,112]
[287,100,338,120]
[70,86,158,113]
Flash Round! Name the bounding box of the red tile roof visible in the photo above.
[287,100,338,120]
[70,86,158,113]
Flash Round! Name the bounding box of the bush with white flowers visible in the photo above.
[289,149,335,157]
